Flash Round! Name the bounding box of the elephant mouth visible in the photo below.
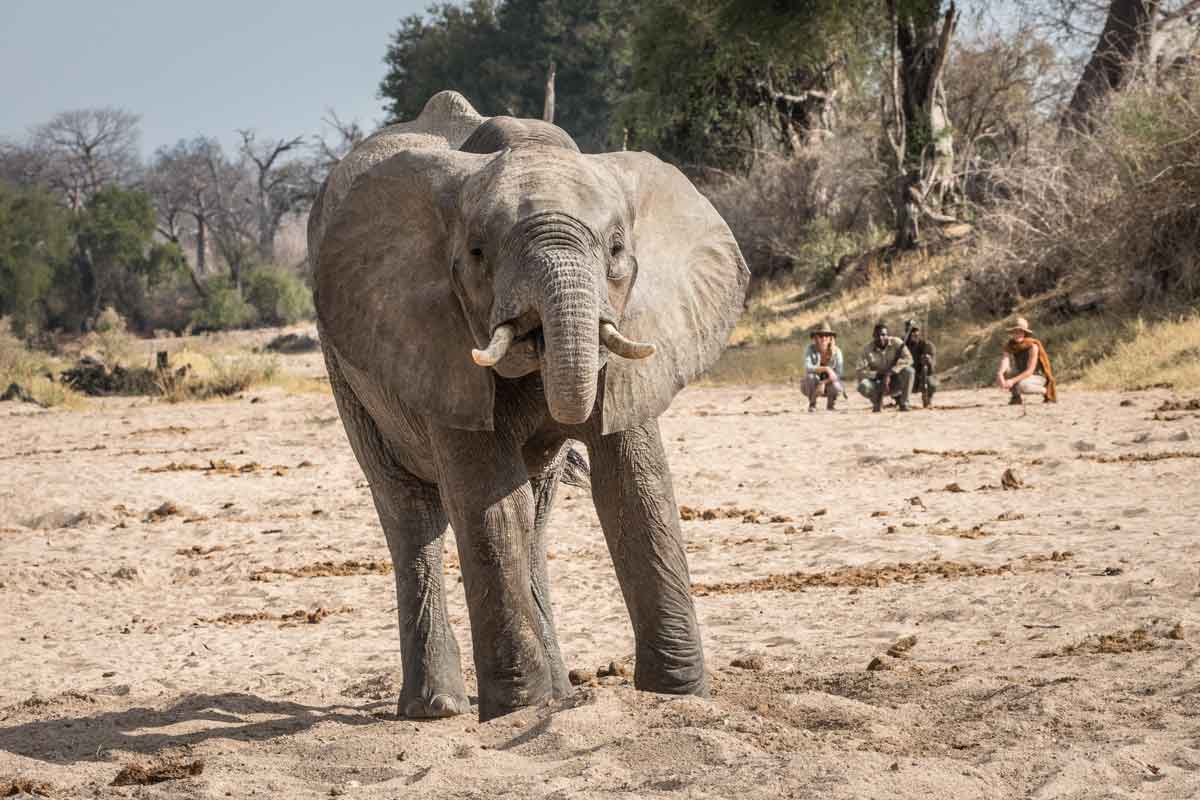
[472,319,655,376]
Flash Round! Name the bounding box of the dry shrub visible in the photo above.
[957,65,1200,316]
[0,321,82,408]
[156,353,278,402]
[1079,314,1200,390]
[701,134,887,292]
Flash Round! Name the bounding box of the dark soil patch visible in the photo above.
[250,560,392,581]
[112,757,204,786]
[1079,451,1200,464]
[197,606,353,626]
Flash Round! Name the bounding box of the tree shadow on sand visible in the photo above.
[0,692,390,765]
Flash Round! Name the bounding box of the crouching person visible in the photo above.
[857,322,915,412]
[997,317,1057,405]
[903,320,938,408]
[802,322,844,412]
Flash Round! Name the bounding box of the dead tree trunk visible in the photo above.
[885,0,960,250]
[543,61,557,124]
[1060,0,1161,136]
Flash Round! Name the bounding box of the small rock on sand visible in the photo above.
[1169,430,1191,442]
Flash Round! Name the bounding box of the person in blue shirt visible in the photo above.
[802,322,844,412]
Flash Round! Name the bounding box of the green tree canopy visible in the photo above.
[67,187,184,330]
[379,0,634,152]
[0,182,72,335]
[619,0,883,172]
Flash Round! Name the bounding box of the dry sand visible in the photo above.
[2,357,1199,798]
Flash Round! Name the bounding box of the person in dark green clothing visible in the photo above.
[903,320,938,408]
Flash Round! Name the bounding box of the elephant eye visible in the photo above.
[469,247,483,258]
[610,241,623,258]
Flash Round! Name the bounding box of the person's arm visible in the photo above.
[996,352,1012,388]
[832,348,844,379]
[891,343,913,374]
[924,341,936,372]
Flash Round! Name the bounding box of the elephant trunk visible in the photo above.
[536,252,599,426]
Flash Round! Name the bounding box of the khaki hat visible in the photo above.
[1007,317,1033,335]
[809,322,836,337]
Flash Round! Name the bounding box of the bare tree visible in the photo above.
[1060,0,1200,133]
[146,138,234,297]
[237,130,309,264]
[1061,0,1162,132]
[32,108,142,209]
[884,0,962,249]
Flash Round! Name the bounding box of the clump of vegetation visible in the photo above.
[243,267,314,326]
[0,322,83,408]
[189,277,259,332]
[156,353,279,403]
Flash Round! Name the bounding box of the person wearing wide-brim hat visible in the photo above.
[997,316,1057,404]
[802,322,845,411]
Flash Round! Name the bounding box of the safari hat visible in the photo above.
[1007,317,1034,335]
[809,321,836,337]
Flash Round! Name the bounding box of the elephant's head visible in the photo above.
[315,139,748,433]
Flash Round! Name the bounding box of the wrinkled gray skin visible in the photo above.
[309,92,749,722]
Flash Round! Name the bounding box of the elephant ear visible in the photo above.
[315,148,499,430]
[591,152,750,434]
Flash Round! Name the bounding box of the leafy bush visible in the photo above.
[243,267,314,326]
[190,278,259,332]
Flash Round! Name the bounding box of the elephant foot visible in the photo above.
[399,692,467,719]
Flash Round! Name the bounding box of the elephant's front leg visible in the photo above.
[431,426,553,721]
[586,419,707,696]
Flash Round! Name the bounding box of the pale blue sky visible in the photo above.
[1,0,427,157]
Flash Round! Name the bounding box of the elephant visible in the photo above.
[308,90,749,722]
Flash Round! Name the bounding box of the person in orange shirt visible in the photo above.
[996,317,1057,405]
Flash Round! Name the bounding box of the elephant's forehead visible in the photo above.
[463,150,624,227]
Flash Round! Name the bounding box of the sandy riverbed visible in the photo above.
[1,367,1198,798]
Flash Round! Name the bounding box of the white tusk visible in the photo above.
[599,322,656,359]
[471,324,516,367]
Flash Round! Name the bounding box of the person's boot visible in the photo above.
[1009,393,1023,405]
[826,394,837,411]
[808,401,816,413]
[871,391,882,413]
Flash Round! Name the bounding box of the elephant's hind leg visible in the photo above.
[325,352,468,718]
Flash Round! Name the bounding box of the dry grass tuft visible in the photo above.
[1078,315,1200,391]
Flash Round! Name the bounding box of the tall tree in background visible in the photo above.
[0,108,142,211]
[378,0,635,151]
[619,0,878,172]
[146,138,228,297]
[884,0,960,249]
[69,187,183,329]
[0,182,72,335]
[33,108,142,210]
[237,130,310,265]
